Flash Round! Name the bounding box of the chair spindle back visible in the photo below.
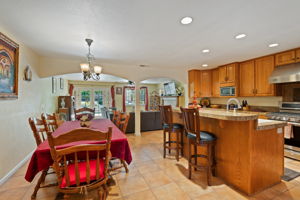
[180,107,201,140]
[28,117,47,146]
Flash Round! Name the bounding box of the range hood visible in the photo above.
[269,63,300,84]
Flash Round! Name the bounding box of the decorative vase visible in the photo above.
[60,97,66,108]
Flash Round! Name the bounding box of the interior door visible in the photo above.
[239,60,255,96]
[255,56,275,96]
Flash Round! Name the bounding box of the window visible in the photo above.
[80,90,91,107]
[125,87,146,105]
[125,89,135,105]
[140,88,146,105]
[94,91,103,115]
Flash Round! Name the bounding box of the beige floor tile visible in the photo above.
[192,192,219,200]
[176,178,213,199]
[135,160,161,175]
[0,175,31,192]
[107,185,122,200]
[118,176,149,196]
[123,189,156,200]
[151,182,190,200]
[163,165,189,182]
[142,170,172,188]
[0,186,29,200]
[274,185,300,200]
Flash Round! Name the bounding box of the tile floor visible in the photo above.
[1,130,300,200]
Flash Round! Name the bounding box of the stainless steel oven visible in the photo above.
[220,86,236,96]
[267,102,300,161]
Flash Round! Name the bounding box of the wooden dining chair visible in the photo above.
[47,127,112,199]
[28,117,58,199]
[180,107,216,186]
[74,107,95,120]
[117,112,130,133]
[159,105,184,161]
[109,112,130,173]
[41,113,58,133]
[112,110,120,125]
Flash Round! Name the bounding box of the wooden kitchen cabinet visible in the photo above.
[239,56,275,96]
[200,70,212,97]
[219,66,227,84]
[239,60,255,96]
[212,68,220,97]
[219,63,238,85]
[275,49,298,66]
[188,70,201,98]
[296,49,300,62]
[255,56,275,96]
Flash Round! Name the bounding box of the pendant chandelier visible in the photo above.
[80,38,102,81]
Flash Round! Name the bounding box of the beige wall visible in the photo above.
[209,96,283,107]
[0,30,64,179]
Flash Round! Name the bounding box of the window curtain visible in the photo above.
[140,86,149,111]
[111,86,115,108]
[122,86,135,112]
[69,84,74,96]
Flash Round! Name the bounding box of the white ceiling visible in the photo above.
[1,0,300,70]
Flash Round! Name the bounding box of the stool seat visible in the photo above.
[187,131,216,142]
[163,123,183,130]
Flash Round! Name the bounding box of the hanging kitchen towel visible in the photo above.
[284,124,294,139]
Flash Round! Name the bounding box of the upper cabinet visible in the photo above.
[212,69,220,97]
[219,63,238,85]
[255,56,275,96]
[188,70,201,98]
[239,60,255,97]
[188,69,212,98]
[275,48,300,66]
[239,56,275,97]
[200,70,212,97]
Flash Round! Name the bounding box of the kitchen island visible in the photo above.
[172,108,286,195]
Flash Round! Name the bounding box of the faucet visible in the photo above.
[226,98,242,111]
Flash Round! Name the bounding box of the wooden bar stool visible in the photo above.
[159,105,184,161]
[180,107,216,186]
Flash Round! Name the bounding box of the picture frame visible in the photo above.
[0,32,19,99]
[116,87,122,95]
[52,77,57,94]
[60,78,64,90]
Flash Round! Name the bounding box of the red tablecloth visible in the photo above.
[25,119,132,182]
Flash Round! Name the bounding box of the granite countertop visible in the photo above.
[198,108,259,121]
[257,119,287,131]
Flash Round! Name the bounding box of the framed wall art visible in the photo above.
[116,87,122,95]
[0,32,19,99]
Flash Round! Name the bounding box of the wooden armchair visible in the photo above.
[74,107,95,120]
[47,128,112,199]
[117,113,130,133]
[28,117,58,199]
[112,111,120,125]
[41,113,58,133]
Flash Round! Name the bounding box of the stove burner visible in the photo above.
[266,112,300,122]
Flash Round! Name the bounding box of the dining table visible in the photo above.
[25,118,132,182]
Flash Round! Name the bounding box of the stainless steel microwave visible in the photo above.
[220,86,236,96]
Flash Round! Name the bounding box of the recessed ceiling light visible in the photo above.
[235,33,247,39]
[269,43,279,48]
[202,49,210,53]
[202,64,208,67]
[181,17,193,25]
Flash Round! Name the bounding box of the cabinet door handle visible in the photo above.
[252,89,255,94]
